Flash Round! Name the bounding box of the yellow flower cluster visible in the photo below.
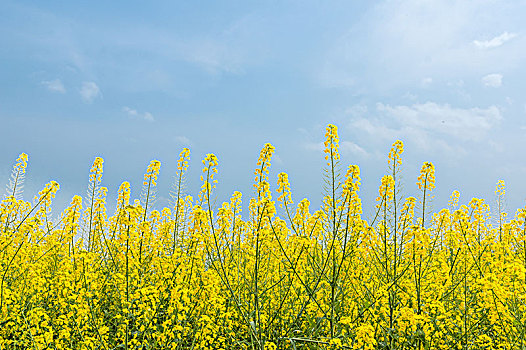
[276,172,293,208]
[89,157,104,184]
[254,143,274,184]
[177,148,191,173]
[324,124,340,165]
[0,125,523,350]
[495,179,505,197]
[199,153,219,205]
[416,161,436,191]
[376,174,394,208]
[388,140,404,166]
[12,153,28,177]
[143,159,161,187]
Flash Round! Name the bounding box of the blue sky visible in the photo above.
[1,0,526,219]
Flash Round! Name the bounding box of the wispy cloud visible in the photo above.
[321,2,525,90]
[481,73,503,87]
[143,112,154,122]
[303,141,324,152]
[174,136,191,145]
[473,32,517,49]
[303,139,368,157]
[421,77,433,87]
[341,141,369,157]
[178,39,245,75]
[375,102,502,141]
[346,102,503,156]
[80,82,101,103]
[122,106,154,122]
[41,79,66,93]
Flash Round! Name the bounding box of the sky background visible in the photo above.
[1,0,526,221]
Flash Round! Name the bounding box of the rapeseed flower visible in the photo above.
[0,124,523,349]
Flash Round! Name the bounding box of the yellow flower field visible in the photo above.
[1,124,525,349]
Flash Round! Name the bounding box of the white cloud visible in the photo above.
[349,117,398,141]
[179,40,244,75]
[375,102,502,141]
[473,32,517,49]
[447,79,465,87]
[421,77,433,87]
[481,73,503,87]
[122,106,138,116]
[80,82,101,103]
[174,136,191,145]
[123,106,154,122]
[303,141,324,152]
[341,141,368,157]
[143,112,154,122]
[347,102,502,155]
[302,139,368,158]
[136,15,266,76]
[403,92,418,101]
[345,105,368,118]
[41,79,66,93]
[321,2,526,89]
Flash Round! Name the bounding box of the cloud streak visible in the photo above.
[346,102,503,157]
[341,141,369,157]
[482,73,503,87]
[303,140,368,157]
[321,2,525,90]
[123,106,154,122]
[41,79,66,93]
[375,102,502,141]
[473,32,517,49]
[174,135,191,145]
[80,82,101,103]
